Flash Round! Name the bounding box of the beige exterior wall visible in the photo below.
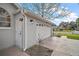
[0,3,52,50]
[36,19,51,40]
[24,15,52,49]
[0,4,18,50]
[24,16,38,49]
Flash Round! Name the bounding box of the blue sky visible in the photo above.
[21,3,79,26]
[53,3,79,26]
[61,3,79,16]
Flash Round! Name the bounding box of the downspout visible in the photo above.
[51,26,53,37]
[18,4,26,51]
[21,8,26,51]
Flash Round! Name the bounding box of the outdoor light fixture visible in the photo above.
[19,18,23,21]
[30,19,33,22]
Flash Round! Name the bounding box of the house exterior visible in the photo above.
[0,3,19,50]
[23,10,53,50]
[0,3,53,51]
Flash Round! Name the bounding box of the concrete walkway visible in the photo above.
[40,36,79,56]
[0,46,29,56]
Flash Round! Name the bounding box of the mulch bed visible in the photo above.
[25,45,53,56]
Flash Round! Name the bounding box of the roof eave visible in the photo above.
[24,10,53,26]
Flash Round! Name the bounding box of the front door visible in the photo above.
[16,18,24,50]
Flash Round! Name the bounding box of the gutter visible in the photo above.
[24,9,53,26]
[12,3,53,26]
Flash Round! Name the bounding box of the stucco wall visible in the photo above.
[36,20,51,40]
[0,4,17,50]
[0,4,52,50]
[24,16,52,49]
[36,26,51,40]
[25,17,38,49]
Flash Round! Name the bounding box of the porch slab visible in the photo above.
[25,45,53,56]
[0,46,29,56]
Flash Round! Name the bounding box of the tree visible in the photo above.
[76,18,79,30]
[70,21,77,30]
[31,3,72,20]
[76,18,79,26]
[20,3,71,20]
[31,3,59,17]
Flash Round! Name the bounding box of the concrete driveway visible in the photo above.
[40,36,79,56]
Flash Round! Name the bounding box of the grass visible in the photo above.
[63,34,79,40]
[54,31,79,40]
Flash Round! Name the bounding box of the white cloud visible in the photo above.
[52,18,63,25]
[52,12,78,26]
[62,12,78,22]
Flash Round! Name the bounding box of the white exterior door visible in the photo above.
[16,18,24,50]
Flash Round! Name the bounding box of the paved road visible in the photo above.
[41,36,79,56]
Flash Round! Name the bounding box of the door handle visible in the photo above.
[20,32,22,35]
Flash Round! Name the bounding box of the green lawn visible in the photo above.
[63,34,79,40]
[54,31,79,40]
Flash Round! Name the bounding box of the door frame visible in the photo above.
[15,15,25,51]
